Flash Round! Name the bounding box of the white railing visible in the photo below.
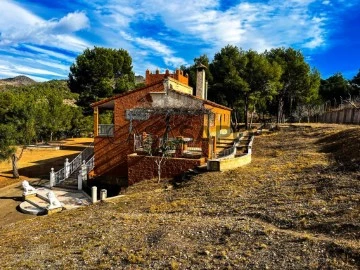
[98,124,114,136]
[51,143,94,186]
[86,155,94,174]
[54,167,65,185]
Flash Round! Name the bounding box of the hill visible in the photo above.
[0,124,359,269]
[0,75,36,87]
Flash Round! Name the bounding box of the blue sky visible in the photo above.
[0,0,359,82]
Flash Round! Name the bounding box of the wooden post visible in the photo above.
[94,107,99,137]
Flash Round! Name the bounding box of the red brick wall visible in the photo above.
[94,123,132,177]
[127,154,205,185]
[145,69,189,86]
[114,82,164,126]
[174,70,189,85]
[94,81,205,179]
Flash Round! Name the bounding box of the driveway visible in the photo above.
[0,181,35,227]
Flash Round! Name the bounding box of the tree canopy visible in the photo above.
[0,81,90,177]
[184,46,325,126]
[68,47,135,112]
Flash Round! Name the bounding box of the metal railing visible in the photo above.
[98,124,114,136]
[86,155,95,174]
[185,139,202,153]
[53,143,94,185]
[54,167,65,185]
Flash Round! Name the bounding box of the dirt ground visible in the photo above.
[0,125,359,269]
[0,138,92,226]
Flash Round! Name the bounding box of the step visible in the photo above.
[25,195,49,209]
[216,142,234,145]
[55,177,78,190]
[19,201,47,215]
[196,164,208,172]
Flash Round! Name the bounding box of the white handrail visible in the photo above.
[85,155,94,174]
[53,143,94,185]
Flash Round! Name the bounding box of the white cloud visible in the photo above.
[0,0,357,80]
[164,56,186,67]
[119,31,184,68]
[51,11,90,34]
[94,0,330,62]
[22,44,75,62]
[0,1,90,51]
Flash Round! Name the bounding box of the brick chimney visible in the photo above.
[196,63,207,99]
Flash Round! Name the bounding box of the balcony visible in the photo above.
[98,124,114,137]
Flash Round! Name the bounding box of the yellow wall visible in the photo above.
[168,77,193,95]
[204,105,231,138]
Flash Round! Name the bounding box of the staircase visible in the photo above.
[51,143,94,189]
[55,170,80,190]
[236,133,253,156]
[216,138,235,154]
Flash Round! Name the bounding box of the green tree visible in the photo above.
[351,69,360,86]
[181,54,213,90]
[350,70,360,97]
[0,82,87,178]
[239,50,282,128]
[68,47,135,113]
[319,73,352,106]
[209,45,248,128]
[210,46,282,129]
[265,48,317,123]
[0,91,36,178]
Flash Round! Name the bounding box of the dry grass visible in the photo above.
[0,138,93,189]
[0,124,359,269]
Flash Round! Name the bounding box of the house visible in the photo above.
[90,65,232,186]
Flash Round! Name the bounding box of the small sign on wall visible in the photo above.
[126,110,150,121]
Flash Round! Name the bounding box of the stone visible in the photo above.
[47,191,62,209]
[22,180,37,196]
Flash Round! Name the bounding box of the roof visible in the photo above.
[90,79,232,112]
[90,80,164,108]
[167,89,232,111]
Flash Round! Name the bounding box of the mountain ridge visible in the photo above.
[0,75,37,86]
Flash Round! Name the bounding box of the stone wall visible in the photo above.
[127,154,205,185]
[207,153,252,172]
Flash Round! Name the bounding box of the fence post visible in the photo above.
[77,169,82,190]
[100,189,107,200]
[92,186,97,203]
[50,168,55,188]
[81,160,87,182]
[64,158,70,178]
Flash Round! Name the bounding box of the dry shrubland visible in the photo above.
[0,124,359,269]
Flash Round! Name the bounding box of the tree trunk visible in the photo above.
[231,109,238,131]
[155,157,164,183]
[11,154,19,179]
[277,98,284,124]
[249,105,255,130]
[244,95,249,130]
